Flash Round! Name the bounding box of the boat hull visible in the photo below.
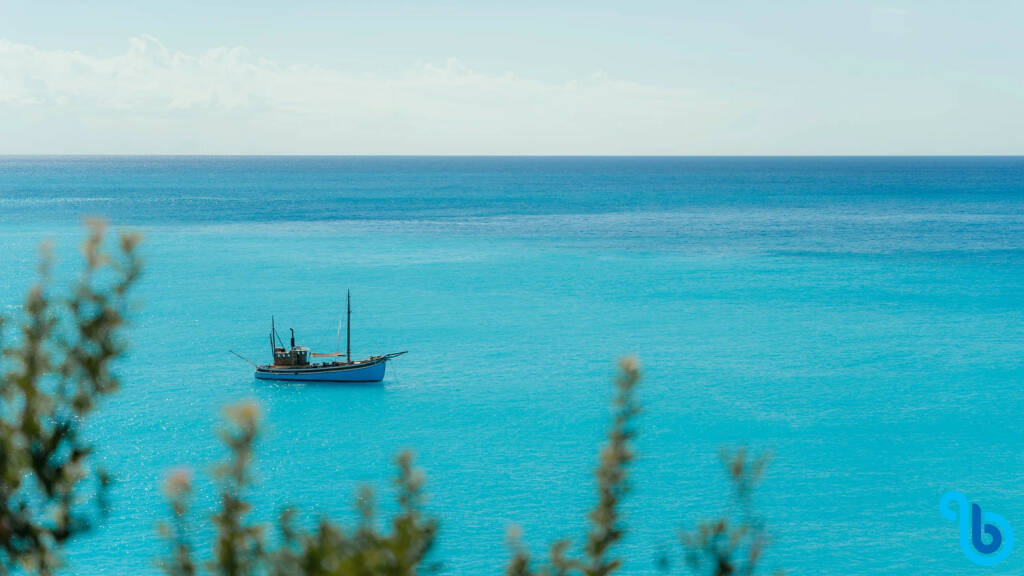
[255,357,387,382]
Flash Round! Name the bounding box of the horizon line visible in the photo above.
[2,154,1024,159]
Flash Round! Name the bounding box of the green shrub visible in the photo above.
[0,221,140,575]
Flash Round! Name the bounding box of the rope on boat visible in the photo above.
[390,356,401,386]
[229,349,259,368]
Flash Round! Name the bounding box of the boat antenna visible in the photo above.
[346,290,351,363]
[290,328,295,348]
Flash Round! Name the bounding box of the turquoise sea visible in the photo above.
[1,156,1022,574]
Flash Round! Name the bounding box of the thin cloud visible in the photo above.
[0,36,698,153]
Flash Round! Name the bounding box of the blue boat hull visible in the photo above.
[254,357,388,382]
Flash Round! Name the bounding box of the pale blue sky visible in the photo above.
[1,1,1022,154]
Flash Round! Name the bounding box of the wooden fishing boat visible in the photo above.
[253,291,406,383]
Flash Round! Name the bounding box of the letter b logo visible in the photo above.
[941,492,1013,566]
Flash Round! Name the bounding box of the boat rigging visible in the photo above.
[252,291,406,382]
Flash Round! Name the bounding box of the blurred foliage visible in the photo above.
[506,357,640,576]
[158,400,438,576]
[1,227,780,576]
[675,449,779,576]
[0,221,141,575]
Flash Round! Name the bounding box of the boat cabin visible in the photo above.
[273,346,310,367]
[271,327,310,366]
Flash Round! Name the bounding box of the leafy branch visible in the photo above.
[0,220,141,575]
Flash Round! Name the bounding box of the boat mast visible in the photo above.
[346,290,351,363]
[271,316,284,349]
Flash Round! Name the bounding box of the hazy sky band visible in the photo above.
[1,0,1022,154]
